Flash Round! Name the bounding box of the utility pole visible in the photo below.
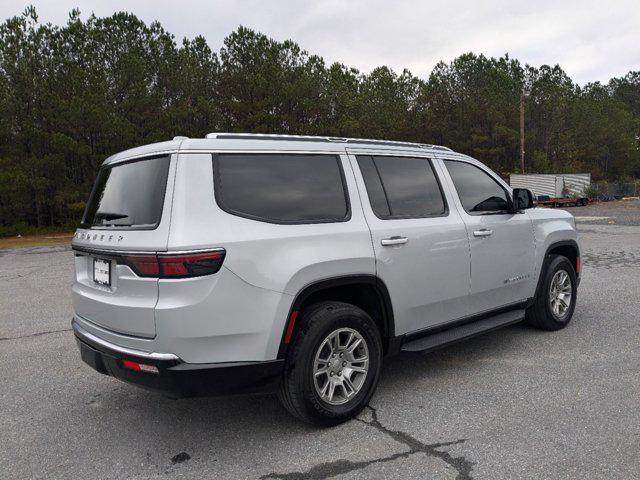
[519,89,525,174]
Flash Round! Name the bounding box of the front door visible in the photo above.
[440,158,535,314]
[348,151,471,335]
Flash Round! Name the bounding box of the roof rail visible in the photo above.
[204,133,452,151]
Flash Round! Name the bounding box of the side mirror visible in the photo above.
[512,188,535,211]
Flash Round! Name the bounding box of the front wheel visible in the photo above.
[278,301,382,426]
[526,255,577,330]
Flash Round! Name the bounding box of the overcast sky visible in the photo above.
[3,0,639,84]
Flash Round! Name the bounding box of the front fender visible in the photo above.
[527,208,580,296]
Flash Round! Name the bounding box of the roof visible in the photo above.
[103,133,459,165]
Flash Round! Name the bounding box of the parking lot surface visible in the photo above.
[1,200,639,479]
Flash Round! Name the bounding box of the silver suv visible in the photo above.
[72,133,580,425]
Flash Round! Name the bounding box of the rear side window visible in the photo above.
[356,155,447,219]
[213,154,350,224]
[81,156,171,229]
[444,160,510,214]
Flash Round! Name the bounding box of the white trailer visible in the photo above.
[509,173,591,198]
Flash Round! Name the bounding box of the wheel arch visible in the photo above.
[533,240,580,300]
[276,275,395,359]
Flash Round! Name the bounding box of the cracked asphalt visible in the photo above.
[1,200,640,479]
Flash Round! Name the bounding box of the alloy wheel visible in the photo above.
[549,269,573,319]
[312,328,370,405]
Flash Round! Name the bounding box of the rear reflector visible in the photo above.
[121,250,225,278]
[122,359,159,374]
[283,310,299,344]
[576,256,580,274]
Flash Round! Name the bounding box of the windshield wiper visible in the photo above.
[94,211,129,221]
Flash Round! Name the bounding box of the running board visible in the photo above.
[401,309,525,353]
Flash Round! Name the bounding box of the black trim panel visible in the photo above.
[75,331,283,397]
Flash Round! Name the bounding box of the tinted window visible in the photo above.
[355,156,391,217]
[82,156,171,228]
[356,155,446,218]
[444,160,510,213]
[214,154,349,223]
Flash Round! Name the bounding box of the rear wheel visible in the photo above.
[526,255,577,330]
[278,301,382,426]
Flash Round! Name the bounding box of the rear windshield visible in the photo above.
[81,156,171,229]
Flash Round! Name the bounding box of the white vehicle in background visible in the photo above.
[72,134,580,425]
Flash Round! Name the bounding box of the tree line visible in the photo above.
[1,7,638,233]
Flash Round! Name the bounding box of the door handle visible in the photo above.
[473,229,493,237]
[381,236,408,246]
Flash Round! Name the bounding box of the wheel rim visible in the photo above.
[549,269,573,320]
[313,327,370,406]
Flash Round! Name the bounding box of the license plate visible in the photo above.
[93,258,111,286]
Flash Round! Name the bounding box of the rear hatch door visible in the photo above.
[72,154,176,338]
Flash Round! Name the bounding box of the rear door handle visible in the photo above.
[381,236,408,246]
[473,229,493,237]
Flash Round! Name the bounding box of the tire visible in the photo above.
[277,301,382,426]
[526,255,577,331]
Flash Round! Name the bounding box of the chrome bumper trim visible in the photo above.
[72,319,180,361]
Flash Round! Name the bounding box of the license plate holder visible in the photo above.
[93,258,111,286]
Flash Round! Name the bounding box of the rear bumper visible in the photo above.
[72,319,284,397]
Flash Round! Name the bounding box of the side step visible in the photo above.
[401,309,525,353]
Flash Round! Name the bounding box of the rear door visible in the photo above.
[71,154,176,338]
[440,158,535,313]
[348,151,471,335]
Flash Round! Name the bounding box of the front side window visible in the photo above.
[81,156,171,229]
[356,155,447,219]
[444,160,510,213]
[213,153,349,223]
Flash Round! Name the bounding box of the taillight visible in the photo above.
[125,255,160,276]
[121,250,225,278]
[159,251,225,277]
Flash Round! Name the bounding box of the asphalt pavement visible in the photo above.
[1,200,639,479]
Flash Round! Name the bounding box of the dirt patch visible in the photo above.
[0,233,73,250]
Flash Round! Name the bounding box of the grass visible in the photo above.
[0,232,74,250]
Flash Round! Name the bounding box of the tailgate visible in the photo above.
[71,154,176,338]
[72,248,161,338]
